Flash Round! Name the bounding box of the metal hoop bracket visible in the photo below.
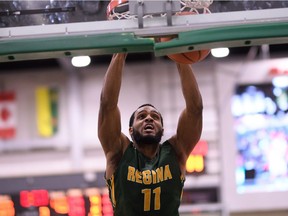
[129,0,181,28]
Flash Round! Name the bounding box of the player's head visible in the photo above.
[129,104,164,145]
[129,104,163,127]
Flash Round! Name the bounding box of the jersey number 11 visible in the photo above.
[142,187,161,211]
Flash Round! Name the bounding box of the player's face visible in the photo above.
[130,106,163,145]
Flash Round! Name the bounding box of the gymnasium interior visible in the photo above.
[1,1,288,216]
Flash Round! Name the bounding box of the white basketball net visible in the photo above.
[180,0,213,14]
[107,0,213,20]
[108,1,134,20]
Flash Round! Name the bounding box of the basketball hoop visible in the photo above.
[107,0,135,20]
[107,0,173,20]
[106,0,213,20]
[180,0,213,14]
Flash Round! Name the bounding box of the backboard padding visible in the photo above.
[1,1,288,62]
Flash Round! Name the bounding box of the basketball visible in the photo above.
[162,45,210,64]
[159,11,210,64]
[171,50,210,64]
[160,36,210,64]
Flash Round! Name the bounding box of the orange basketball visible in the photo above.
[160,11,210,64]
[164,47,210,64]
[160,36,210,64]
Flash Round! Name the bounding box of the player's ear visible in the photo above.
[129,127,133,135]
[129,127,135,140]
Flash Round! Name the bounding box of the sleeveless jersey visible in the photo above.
[106,140,185,216]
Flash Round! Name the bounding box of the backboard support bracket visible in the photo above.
[129,0,180,28]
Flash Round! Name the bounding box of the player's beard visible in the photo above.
[132,129,162,146]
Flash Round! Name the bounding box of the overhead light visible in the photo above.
[71,56,91,67]
[211,47,230,58]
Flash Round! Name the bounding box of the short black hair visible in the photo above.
[129,104,163,127]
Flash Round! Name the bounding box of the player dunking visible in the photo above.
[98,53,203,215]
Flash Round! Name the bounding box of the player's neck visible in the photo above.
[134,143,159,160]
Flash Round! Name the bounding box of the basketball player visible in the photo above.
[98,53,203,215]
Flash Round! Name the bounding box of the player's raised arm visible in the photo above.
[169,63,203,170]
[98,53,129,178]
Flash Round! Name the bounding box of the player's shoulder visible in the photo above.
[161,140,175,152]
[161,140,172,146]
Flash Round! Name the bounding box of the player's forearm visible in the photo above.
[98,53,126,153]
[100,53,126,109]
[177,63,203,113]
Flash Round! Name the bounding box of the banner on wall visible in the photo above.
[35,86,59,137]
[0,91,17,139]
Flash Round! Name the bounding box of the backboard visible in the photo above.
[1,0,288,62]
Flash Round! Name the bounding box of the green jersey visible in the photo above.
[106,140,185,216]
